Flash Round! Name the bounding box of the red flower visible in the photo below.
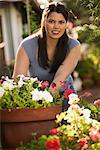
[41,81,49,89]
[0,78,5,84]
[51,82,56,89]
[45,139,61,150]
[64,88,73,99]
[79,138,88,149]
[94,99,100,106]
[49,128,58,135]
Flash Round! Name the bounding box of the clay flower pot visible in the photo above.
[1,105,61,149]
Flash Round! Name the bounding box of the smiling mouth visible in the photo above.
[52,31,60,34]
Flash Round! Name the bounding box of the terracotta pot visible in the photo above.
[1,106,62,149]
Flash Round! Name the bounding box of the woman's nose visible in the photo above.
[53,22,59,28]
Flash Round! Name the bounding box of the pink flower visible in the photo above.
[0,78,5,84]
[0,79,3,84]
[41,81,49,89]
[60,81,66,89]
[51,82,56,89]
[89,127,100,142]
[45,139,61,150]
[69,104,82,114]
[79,92,93,98]
[64,88,73,99]
[49,128,59,135]
[79,138,88,149]
[83,92,93,97]
[94,99,100,106]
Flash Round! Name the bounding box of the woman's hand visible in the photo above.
[49,82,61,98]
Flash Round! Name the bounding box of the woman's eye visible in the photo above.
[47,20,65,24]
[48,20,55,23]
[59,21,65,24]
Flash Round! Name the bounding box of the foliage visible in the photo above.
[62,0,90,24]
[62,0,99,48]
[78,24,100,47]
[0,75,64,109]
[79,0,99,25]
[22,4,40,37]
[76,47,99,82]
[87,47,100,69]
[17,93,100,150]
[16,135,47,150]
[78,0,99,47]
[93,70,100,80]
[76,58,94,78]
[29,8,40,34]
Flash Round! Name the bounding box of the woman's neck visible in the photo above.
[47,37,58,50]
[46,37,58,61]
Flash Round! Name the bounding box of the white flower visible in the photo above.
[68,104,82,114]
[42,90,53,102]
[31,89,43,101]
[89,24,97,29]
[23,76,30,80]
[0,87,5,97]
[30,77,42,87]
[31,89,53,102]
[30,77,38,82]
[2,80,16,90]
[68,93,80,105]
[18,77,25,87]
[92,119,100,129]
[83,109,92,124]
[83,109,91,118]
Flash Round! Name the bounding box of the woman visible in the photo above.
[13,2,81,108]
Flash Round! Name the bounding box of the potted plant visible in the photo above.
[76,58,94,80]
[17,94,100,150]
[0,75,64,149]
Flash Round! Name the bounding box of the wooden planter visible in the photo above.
[1,106,62,149]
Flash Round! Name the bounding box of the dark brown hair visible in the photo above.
[38,2,69,73]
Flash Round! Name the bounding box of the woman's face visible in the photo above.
[44,12,67,40]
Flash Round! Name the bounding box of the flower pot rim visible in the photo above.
[1,105,61,111]
[1,105,62,123]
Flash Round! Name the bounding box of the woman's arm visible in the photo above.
[12,47,30,79]
[50,45,81,89]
